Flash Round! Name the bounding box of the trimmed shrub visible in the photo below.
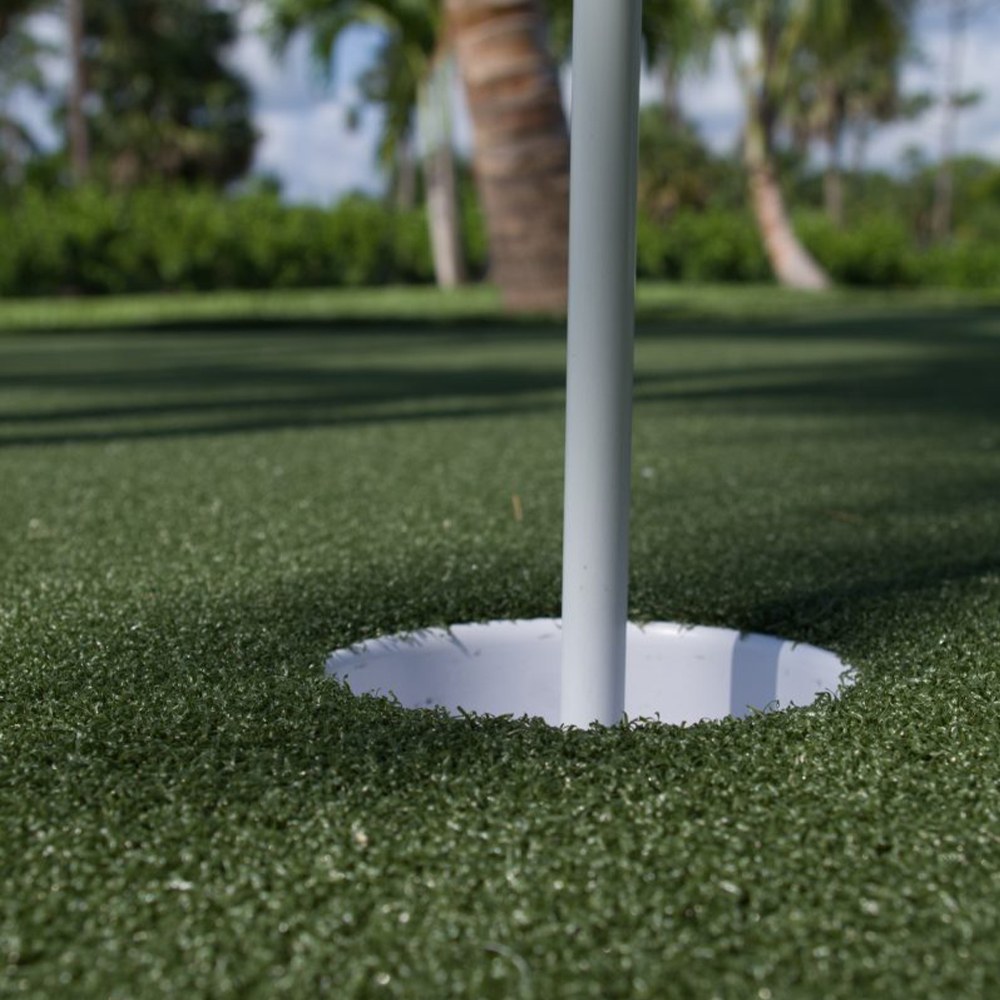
[799,212,1000,290]
[637,210,770,283]
[3,182,998,296]
[0,185,438,297]
[798,213,921,287]
[919,241,1000,289]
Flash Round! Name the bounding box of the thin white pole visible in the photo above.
[560,0,644,727]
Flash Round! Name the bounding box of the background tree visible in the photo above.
[80,0,256,187]
[636,105,744,221]
[269,0,466,289]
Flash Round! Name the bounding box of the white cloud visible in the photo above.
[255,97,383,203]
[231,9,388,200]
[231,28,319,115]
[675,44,744,154]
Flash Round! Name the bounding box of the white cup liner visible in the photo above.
[326,619,852,727]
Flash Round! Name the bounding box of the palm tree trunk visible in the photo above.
[745,109,830,291]
[824,132,845,228]
[660,58,681,125]
[395,133,418,211]
[823,166,844,228]
[445,0,569,312]
[423,143,466,288]
[67,0,89,182]
[417,58,466,289]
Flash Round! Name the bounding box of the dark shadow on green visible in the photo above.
[4,299,998,343]
[2,303,999,451]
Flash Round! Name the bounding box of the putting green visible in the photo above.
[2,285,1000,998]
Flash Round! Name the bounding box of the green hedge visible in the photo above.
[0,185,440,296]
[637,210,770,283]
[637,209,999,289]
[800,212,1000,289]
[920,240,1000,289]
[1,184,997,296]
[798,213,922,287]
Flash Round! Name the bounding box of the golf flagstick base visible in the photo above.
[325,4,857,731]
[326,621,851,727]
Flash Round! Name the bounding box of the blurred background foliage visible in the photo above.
[0,0,998,300]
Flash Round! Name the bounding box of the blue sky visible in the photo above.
[15,2,1000,204]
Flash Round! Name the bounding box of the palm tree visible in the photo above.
[353,27,422,209]
[66,0,89,181]
[791,0,917,227]
[712,0,834,289]
[713,0,925,285]
[930,0,984,242]
[416,53,465,287]
[269,0,466,290]
[641,0,714,125]
[445,0,569,311]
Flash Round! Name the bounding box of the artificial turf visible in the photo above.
[2,284,1000,998]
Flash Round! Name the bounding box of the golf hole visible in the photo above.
[326,619,852,727]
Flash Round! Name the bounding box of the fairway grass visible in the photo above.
[2,285,1000,998]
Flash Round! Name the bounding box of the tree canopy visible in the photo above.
[80,0,256,187]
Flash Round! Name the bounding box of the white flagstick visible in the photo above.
[560,0,644,727]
